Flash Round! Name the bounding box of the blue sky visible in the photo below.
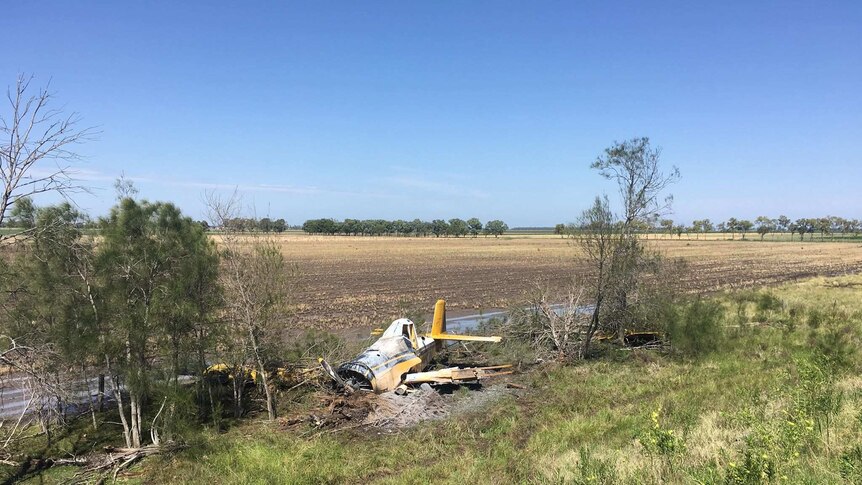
[3,1,860,226]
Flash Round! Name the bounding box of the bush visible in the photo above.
[755,293,783,313]
[666,299,726,356]
[640,407,686,456]
[840,444,862,483]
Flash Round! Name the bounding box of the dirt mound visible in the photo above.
[282,383,517,434]
[363,383,513,429]
[363,384,449,427]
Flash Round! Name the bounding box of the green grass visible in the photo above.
[11,275,862,484]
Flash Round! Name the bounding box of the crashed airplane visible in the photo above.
[321,299,510,393]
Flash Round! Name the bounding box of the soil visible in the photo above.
[242,235,862,330]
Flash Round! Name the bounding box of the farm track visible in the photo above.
[224,235,862,330]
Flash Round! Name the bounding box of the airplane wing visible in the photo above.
[402,365,513,385]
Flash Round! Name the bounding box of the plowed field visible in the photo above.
[237,235,862,329]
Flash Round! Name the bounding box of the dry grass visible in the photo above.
[217,234,862,330]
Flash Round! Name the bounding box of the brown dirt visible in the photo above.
[226,234,862,330]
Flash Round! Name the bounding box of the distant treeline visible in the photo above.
[209,217,289,233]
[301,218,509,237]
[556,215,862,241]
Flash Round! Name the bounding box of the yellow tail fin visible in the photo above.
[428,299,502,343]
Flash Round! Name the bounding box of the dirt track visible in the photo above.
[255,235,862,330]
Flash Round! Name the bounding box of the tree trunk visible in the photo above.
[97,374,105,412]
[232,372,244,418]
[249,331,276,420]
[129,391,142,448]
[112,374,133,449]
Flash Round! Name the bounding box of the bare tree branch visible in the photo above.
[0,74,96,233]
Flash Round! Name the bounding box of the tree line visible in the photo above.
[5,199,292,234]
[556,215,862,241]
[301,218,509,237]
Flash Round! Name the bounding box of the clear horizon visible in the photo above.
[3,1,860,226]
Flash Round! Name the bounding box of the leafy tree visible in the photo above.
[816,217,831,240]
[660,219,674,238]
[484,220,508,238]
[554,223,566,238]
[431,219,449,237]
[448,218,468,237]
[726,218,739,240]
[97,197,218,447]
[467,218,483,237]
[0,202,95,438]
[259,217,273,232]
[755,216,775,241]
[792,218,813,241]
[412,219,430,236]
[591,137,679,228]
[393,219,411,236]
[777,215,790,234]
[738,220,753,239]
[9,196,35,228]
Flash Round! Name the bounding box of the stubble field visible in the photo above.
[232,234,862,330]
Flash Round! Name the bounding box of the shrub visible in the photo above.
[724,444,777,484]
[755,293,783,313]
[640,407,686,457]
[807,308,824,329]
[666,298,726,356]
[839,444,862,483]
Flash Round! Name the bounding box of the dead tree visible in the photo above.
[0,74,94,232]
[205,191,299,421]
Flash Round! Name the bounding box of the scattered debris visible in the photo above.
[404,365,512,386]
[1,442,185,484]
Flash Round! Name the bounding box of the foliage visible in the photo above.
[301,217,507,237]
[665,298,726,356]
[639,407,686,456]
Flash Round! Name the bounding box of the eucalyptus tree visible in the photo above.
[448,218,468,237]
[660,219,674,238]
[484,220,509,237]
[431,219,449,237]
[738,220,753,240]
[755,216,775,241]
[467,218,483,237]
[9,197,36,228]
[777,215,791,234]
[726,218,739,240]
